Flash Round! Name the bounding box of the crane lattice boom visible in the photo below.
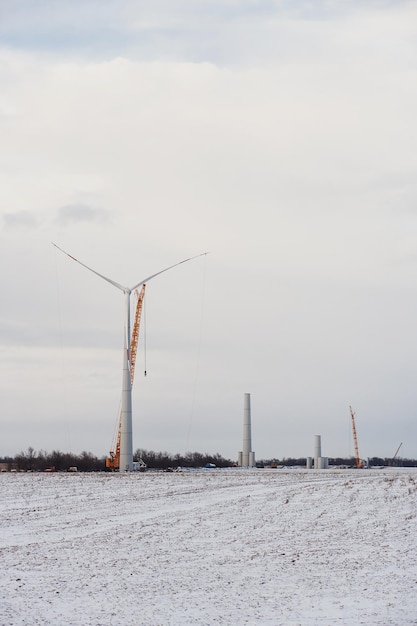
[106,285,146,470]
[349,405,363,469]
[130,285,146,386]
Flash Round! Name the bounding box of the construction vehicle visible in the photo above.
[106,285,146,470]
[349,406,364,468]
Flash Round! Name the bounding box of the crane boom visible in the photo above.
[390,442,403,466]
[130,285,146,386]
[349,405,363,469]
[106,285,146,470]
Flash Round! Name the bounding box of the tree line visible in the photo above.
[135,449,233,469]
[1,448,416,472]
[258,456,417,468]
[0,447,234,472]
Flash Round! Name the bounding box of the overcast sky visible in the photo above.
[1,0,417,462]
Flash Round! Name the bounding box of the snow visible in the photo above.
[1,468,417,625]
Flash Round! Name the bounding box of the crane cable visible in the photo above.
[143,293,147,376]
[186,254,208,450]
[53,249,72,453]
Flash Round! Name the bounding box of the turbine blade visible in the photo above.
[52,242,125,291]
[130,252,209,291]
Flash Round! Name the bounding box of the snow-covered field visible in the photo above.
[1,468,416,625]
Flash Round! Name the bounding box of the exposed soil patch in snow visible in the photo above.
[1,469,416,625]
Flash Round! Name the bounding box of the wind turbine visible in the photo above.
[53,243,208,471]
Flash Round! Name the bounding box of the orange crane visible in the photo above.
[106,285,146,470]
[349,405,363,468]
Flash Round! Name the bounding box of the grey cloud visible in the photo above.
[3,211,39,230]
[56,204,108,226]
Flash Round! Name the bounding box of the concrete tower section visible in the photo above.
[314,435,321,469]
[238,393,256,467]
[308,434,328,469]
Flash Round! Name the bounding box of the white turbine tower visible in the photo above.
[53,243,207,471]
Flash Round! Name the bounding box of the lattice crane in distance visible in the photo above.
[390,442,403,467]
[349,405,363,468]
[106,285,146,470]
